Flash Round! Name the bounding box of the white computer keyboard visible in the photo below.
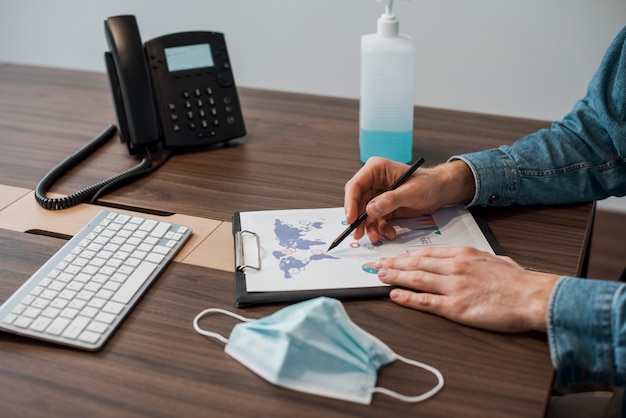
[0,210,192,351]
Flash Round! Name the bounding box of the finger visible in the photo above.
[343,181,368,225]
[406,246,481,259]
[368,218,397,242]
[354,218,397,243]
[378,265,446,295]
[381,249,457,275]
[380,221,397,240]
[395,246,497,265]
[365,188,405,219]
[343,158,388,223]
[389,288,446,316]
[351,223,367,241]
[405,247,520,275]
[353,217,380,242]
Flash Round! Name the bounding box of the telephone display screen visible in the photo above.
[164,43,214,72]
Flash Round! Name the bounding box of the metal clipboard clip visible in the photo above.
[235,230,261,272]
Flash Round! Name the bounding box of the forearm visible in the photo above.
[453,25,626,207]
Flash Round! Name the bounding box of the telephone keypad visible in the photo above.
[167,86,238,139]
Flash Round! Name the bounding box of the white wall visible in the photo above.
[1,0,625,212]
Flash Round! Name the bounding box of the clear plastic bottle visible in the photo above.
[359,0,415,163]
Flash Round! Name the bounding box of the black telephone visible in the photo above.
[35,15,246,210]
[104,15,245,154]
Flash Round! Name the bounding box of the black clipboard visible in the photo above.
[232,209,504,308]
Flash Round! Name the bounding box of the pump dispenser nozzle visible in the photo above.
[383,0,393,16]
[377,0,399,36]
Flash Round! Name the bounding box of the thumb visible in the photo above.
[366,189,401,219]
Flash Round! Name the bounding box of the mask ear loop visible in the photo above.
[193,308,252,344]
[371,354,445,403]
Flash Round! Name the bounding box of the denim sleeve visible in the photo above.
[451,25,626,207]
[548,277,626,389]
[446,26,626,391]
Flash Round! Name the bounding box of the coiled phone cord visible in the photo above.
[34,124,164,210]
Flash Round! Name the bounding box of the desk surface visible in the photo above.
[0,63,594,417]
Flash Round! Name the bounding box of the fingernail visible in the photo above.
[369,201,382,217]
[378,269,388,278]
[375,258,387,269]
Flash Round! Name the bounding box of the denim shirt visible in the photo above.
[452,25,626,390]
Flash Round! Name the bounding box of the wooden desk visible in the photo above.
[0,63,594,417]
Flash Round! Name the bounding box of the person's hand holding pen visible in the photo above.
[342,157,476,244]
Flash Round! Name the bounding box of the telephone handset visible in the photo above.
[35,15,246,210]
[105,15,246,154]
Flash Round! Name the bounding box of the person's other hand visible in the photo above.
[376,246,560,333]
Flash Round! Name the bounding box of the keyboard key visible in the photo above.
[14,317,33,328]
[139,219,158,233]
[12,304,26,315]
[3,313,17,324]
[60,308,79,320]
[30,317,51,332]
[23,307,42,318]
[95,312,116,324]
[50,299,68,310]
[46,317,70,335]
[88,298,106,309]
[31,298,49,309]
[40,289,58,300]
[112,261,158,304]
[62,316,90,340]
[41,307,61,318]
[146,253,165,264]
[153,245,170,255]
[87,321,108,334]
[79,331,101,344]
[150,222,171,238]
[103,301,124,315]
[68,299,86,310]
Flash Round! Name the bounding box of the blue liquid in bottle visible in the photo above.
[359,129,413,163]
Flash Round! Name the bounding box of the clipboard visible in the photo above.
[232,207,504,308]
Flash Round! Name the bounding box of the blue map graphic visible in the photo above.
[272,218,339,278]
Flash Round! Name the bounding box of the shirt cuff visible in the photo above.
[548,276,625,389]
[448,147,518,207]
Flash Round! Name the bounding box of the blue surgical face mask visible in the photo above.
[193,297,444,405]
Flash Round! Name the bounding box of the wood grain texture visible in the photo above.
[0,63,597,417]
[0,229,552,418]
[588,210,626,281]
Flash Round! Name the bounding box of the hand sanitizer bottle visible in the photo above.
[359,0,415,163]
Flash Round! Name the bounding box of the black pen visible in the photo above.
[327,157,426,252]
